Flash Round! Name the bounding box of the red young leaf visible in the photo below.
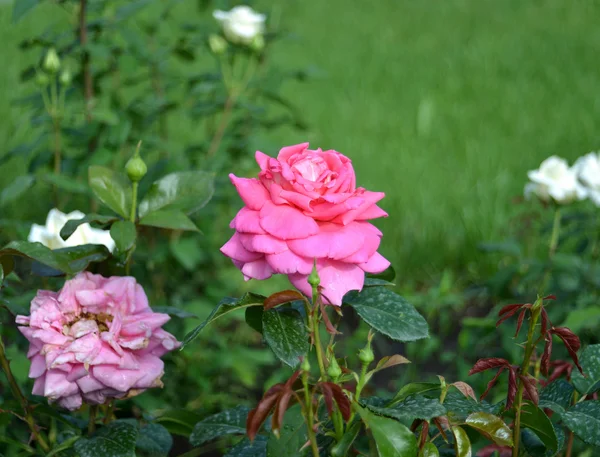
[541,333,553,377]
[375,354,411,372]
[451,382,477,401]
[520,374,539,405]
[319,382,351,421]
[264,290,305,310]
[247,384,283,441]
[319,300,340,335]
[515,308,527,338]
[507,367,518,409]
[540,308,550,336]
[496,304,523,327]
[543,295,556,301]
[481,367,506,401]
[271,370,302,434]
[469,358,511,376]
[547,361,574,384]
[432,417,449,442]
[551,327,583,374]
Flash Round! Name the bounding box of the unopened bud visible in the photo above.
[327,357,342,380]
[208,34,228,55]
[59,69,72,86]
[358,332,375,365]
[43,48,61,74]
[125,142,147,183]
[35,73,50,87]
[250,34,265,53]
[300,357,311,372]
[308,262,320,287]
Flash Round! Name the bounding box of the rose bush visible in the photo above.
[15,272,180,410]
[524,156,586,204]
[221,142,390,305]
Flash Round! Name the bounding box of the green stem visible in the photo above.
[311,290,327,380]
[0,338,50,452]
[130,182,138,223]
[564,391,579,457]
[540,208,561,294]
[302,371,320,457]
[88,405,98,435]
[354,363,369,402]
[332,407,344,441]
[512,304,541,457]
[104,401,115,425]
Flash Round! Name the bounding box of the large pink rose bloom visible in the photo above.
[16,272,180,410]
[221,143,390,305]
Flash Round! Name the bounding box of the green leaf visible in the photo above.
[562,400,600,446]
[262,308,309,368]
[74,420,138,457]
[419,443,440,457]
[46,435,80,457]
[364,277,395,287]
[465,412,513,446]
[110,220,136,252]
[60,214,118,240]
[190,406,249,447]
[138,171,214,217]
[89,166,132,218]
[355,404,418,457]
[57,245,111,274]
[366,265,396,282]
[245,306,264,334]
[452,426,472,457]
[330,422,361,457]
[0,255,15,277]
[139,210,199,232]
[182,293,266,347]
[266,405,306,457]
[0,175,33,207]
[155,410,203,437]
[443,391,501,422]
[392,382,441,404]
[0,241,68,273]
[572,344,600,396]
[520,402,558,452]
[224,436,267,457]
[136,423,172,457]
[521,427,565,457]
[364,395,446,422]
[344,287,428,342]
[151,306,197,319]
[12,0,39,22]
[539,380,574,416]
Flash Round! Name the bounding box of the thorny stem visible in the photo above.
[512,303,542,457]
[88,405,98,435]
[0,337,50,452]
[302,370,320,457]
[206,94,235,157]
[104,401,115,425]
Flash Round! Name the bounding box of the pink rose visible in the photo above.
[16,272,180,410]
[221,143,390,305]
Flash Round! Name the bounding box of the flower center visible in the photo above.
[292,156,328,182]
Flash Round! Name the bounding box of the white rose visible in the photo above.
[28,208,115,252]
[573,152,600,206]
[213,6,266,45]
[524,156,587,205]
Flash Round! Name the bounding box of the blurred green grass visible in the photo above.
[2,0,600,282]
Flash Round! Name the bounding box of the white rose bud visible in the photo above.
[208,34,228,55]
[524,156,587,205]
[213,6,266,45]
[572,152,600,206]
[28,208,115,252]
